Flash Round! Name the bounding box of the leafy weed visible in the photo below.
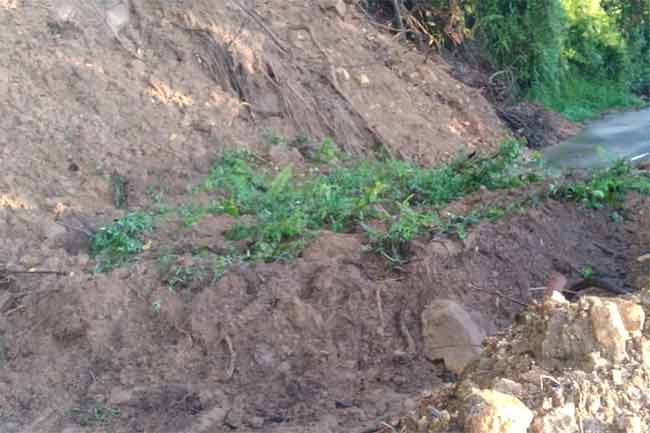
[91,212,154,272]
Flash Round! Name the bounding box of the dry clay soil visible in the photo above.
[1,1,649,433]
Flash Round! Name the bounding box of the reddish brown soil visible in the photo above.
[1,196,644,433]
[0,1,642,433]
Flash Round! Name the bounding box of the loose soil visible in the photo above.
[0,1,642,433]
[1,195,645,433]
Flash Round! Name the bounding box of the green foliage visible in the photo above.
[197,141,537,262]
[364,198,437,264]
[91,212,154,272]
[90,147,650,275]
[68,405,120,427]
[550,160,650,208]
[530,76,641,121]
[311,137,340,163]
[159,252,239,295]
[476,0,565,89]
[474,0,650,117]
[580,265,595,278]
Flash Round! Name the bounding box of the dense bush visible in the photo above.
[473,0,650,118]
[369,0,647,118]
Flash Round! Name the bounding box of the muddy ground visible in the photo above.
[0,0,640,433]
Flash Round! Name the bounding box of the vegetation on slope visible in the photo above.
[382,0,650,119]
[90,139,650,275]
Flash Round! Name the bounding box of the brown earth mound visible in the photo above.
[1,0,506,221]
[1,195,646,433]
[0,1,634,433]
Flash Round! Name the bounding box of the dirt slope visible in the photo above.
[1,0,505,217]
[1,1,635,433]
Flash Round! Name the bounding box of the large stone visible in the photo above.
[422,300,486,374]
[588,297,631,363]
[612,299,645,337]
[538,296,641,369]
[462,388,534,433]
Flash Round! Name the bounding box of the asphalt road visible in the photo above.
[543,107,650,169]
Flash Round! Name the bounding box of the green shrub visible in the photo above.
[475,0,649,116]
[91,212,154,272]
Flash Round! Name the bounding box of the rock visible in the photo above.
[612,299,645,337]
[422,300,486,374]
[588,297,631,363]
[538,296,638,369]
[194,405,229,432]
[322,0,346,17]
[106,2,129,35]
[492,378,524,397]
[529,403,578,433]
[246,416,265,429]
[462,388,533,433]
[547,290,569,305]
[356,73,370,87]
[109,387,135,405]
[335,67,351,81]
[19,254,41,268]
[333,0,346,17]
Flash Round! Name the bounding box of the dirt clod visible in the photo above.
[461,388,534,433]
[421,300,486,374]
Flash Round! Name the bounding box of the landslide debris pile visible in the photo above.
[390,287,650,433]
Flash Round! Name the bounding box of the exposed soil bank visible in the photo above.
[2,194,647,433]
[1,1,647,432]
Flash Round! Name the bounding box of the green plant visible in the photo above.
[91,212,154,272]
[159,251,242,296]
[550,160,650,208]
[68,405,120,427]
[609,210,623,223]
[580,265,594,279]
[193,141,539,262]
[314,137,339,163]
[110,172,127,209]
[364,198,436,264]
[475,0,648,118]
